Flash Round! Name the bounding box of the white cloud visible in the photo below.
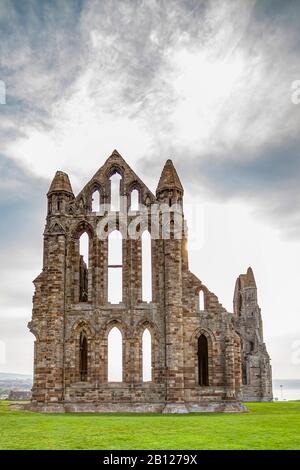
[1,0,300,379]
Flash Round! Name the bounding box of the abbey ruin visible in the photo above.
[28,150,272,412]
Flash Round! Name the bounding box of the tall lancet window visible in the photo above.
[238,293,243,316]
[108,327,123,382]
[79,232,89,302]
[142,328,152,382]
[79,331,88,382]
[199,290,205,311]
[142,231,152,302]
[92,189,100,212]
[110,173,121,211]
[198,335,209,386]
[130,189,139,211]
[242,363,248,385]
[108,230,122,303]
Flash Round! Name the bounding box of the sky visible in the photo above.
[0,0,300,381]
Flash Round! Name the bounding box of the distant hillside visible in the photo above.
[0,372,32,396]
[0,372,32,381]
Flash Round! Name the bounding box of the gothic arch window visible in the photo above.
[142,230,152,302]
[79,232,89,302]
[108,230,122,303]
[92,189,100,212]
[142,328,152,382]
[199,289,205,311]
[107,327,123,382]
[242,363,248,385]
[130,188,139,211]
[110,172,122,211]
[79,331,88,382]
[238,292,242,316]
[198,334,209,386]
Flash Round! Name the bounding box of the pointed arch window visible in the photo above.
[238,293,243,316]
[79,331,88,382]
[142,231,152,302]
[242,363,248,385]
[92,189,100,212]
[142,328,152,382]
[108,327,123,382]
[79,232,89,302]
[110,172,121,211]
[108,230,122,303]
[199,289,205,311]
[198,334,209,386]
[130,189,139,211]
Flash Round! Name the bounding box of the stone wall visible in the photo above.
[28,150,272,413]
[8,390,32,401]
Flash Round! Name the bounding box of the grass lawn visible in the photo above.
[0,401,299,450]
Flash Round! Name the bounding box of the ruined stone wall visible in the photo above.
[234,270,273,402]
[28,150,271,413]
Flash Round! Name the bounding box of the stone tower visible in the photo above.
[156,160,186,413]
[234,268,273,401]
[28,150,272,413]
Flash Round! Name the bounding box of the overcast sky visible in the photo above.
[0,0,300,382]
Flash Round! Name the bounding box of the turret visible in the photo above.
[155,160,187,412]
[47,170,74,216]
[156,159,188,267]
[156,159,183,206]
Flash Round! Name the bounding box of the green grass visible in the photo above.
[0,401,300,450]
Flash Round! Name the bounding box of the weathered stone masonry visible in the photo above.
[28,150,272,412]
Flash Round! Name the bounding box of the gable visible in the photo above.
[75,149,156,206]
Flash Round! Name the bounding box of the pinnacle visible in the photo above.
[48,170,74,195]
[156,159,183,195]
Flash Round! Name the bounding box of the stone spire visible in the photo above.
[47,171,74,216]
[48,171,74,196]
[156,159,183,197]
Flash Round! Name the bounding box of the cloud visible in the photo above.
[137,0,300,236]
[0,154,47,241]
[1,0,300,262]
[268,332,300,381]
[0,0,300,376]
[163,138,300,239]
[0,156,47,314]
[0,156,48,374]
